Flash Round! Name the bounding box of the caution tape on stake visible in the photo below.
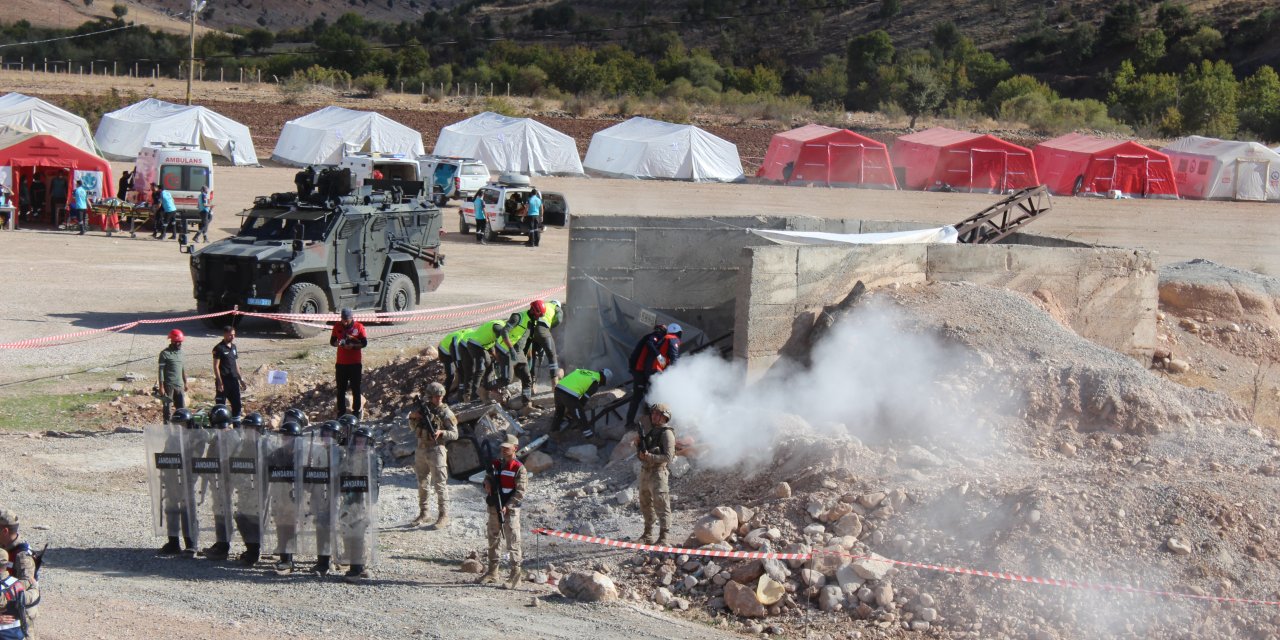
[533,528,1280,607]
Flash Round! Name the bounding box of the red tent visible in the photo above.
[757,124,897,189]
[0,130,115,225]
[891,127,1039,192]
[1034,133,1178,198]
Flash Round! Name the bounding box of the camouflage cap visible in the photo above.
[500,434,520,449]
[650,403,672,420]
[0,508,17,527]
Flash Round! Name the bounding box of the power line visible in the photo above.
[0,22,142,49]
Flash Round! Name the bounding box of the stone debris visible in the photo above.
[558,572,618,602]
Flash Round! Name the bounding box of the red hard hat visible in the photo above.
[168,329,185,342]
[529,300,546,317]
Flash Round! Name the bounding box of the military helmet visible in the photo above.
[650,403,672,420]
[170,408,194,427]
[280,420,302,436]
[338,414,359,430]
[242,412,265,429]
[209,405,232,428]
[426,381,446,397]
[283,407,309,428]
[353,426,374,440]
[319,420,341,436]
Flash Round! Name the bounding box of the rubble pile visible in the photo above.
[255,347,445,422]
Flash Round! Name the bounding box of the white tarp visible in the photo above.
[754,226,959,245]
[0,93,97,156]
[434,112,583,176]
[1162,135,1280,202]
[95,98,259,165]
[583,116,744,182]
[271,106,423,167]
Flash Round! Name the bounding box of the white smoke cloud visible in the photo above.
[650,300,999,469]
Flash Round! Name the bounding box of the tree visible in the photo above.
[1100,2,1142,50]
[1156,2,1197,40]
[1239,65,1280,140]
[877,0,901,20]
[803,54,847,107]
[896,65,945,128]
[1180,59,1239,137]
[985,74,1055,115]
[931,22,962,59]
[246,28,275,53]
[1063,23,1097,66]
[1108,60,1180,132]
[111,3,127,19]
[1168,25,1223,69]
[846,30,894,110]
[1134,30,1166,72]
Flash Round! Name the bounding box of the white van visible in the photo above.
[133,143,214,223]
[419,155,490,206]
[339,153,424,196]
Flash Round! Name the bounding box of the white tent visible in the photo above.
[95,98,258,165]
[583,117,744,182]
[434,112,583,176]
[1162,135,1280,202]
[271,106,423,167]
[0,92,97,156]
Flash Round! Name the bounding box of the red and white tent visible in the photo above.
[1034,133,1177,198]
[1162,135,1280,202]
[0,127,114,225]
[757,124,897,189]
[891,127,1039,192]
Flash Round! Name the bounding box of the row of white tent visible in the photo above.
[0,93,746,181]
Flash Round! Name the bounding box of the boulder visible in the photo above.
[558,571,618,602]
[902,445,943,468]
[653,587,673,606]
[730,559,764,584]
[809,545,848,576]
[836,563,863,591]
[771,482,792,499]
[872,583,894,607]
[670,455,692,478]
[598,421,629,441]
[761,558,790,584]
[832,513,863,538]
[818,585,844,612]
[609,433,639,464]
[614,487,637,506]
[799,568,826,587]
[565,444,600,464]
[734,505,757,527]
[524,451,554,474]
[743,528,769,550]
[724,580,768,618]
[460,558,484,573]
[851,553,893,581]
[783,543,811,569]
[692,507,739,545]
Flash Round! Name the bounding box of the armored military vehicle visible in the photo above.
[187,168,444,338]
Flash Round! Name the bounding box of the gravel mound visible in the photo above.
[1159,259,1280,327]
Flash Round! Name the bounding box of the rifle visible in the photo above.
[482,441,505,526]
[32,544,47,580]
[412,395,439,440]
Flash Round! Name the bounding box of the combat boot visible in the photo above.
[202,540,230,560]
[411,508,431,527]
[477,565,500,584]
[159,538,181,555]
[312,555,332,576]
[239,544,261,566]
[504,566,523,589]
[343,564,370,583]
[654,530,670,546]
[430,515,450,530]
[273,554,294,575]
[640,523,655,545]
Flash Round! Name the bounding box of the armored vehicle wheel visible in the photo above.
[382,273,416,321]
[458,212,469,234]
[197,301,229,330]
[279,282,328,339]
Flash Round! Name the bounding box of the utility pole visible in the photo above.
[185,0,206,105]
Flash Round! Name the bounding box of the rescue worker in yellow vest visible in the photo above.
[436,329,469,399]
[409,382,458,529]
[479,434,527,589]
[463,317,518,401]
[524,300,562,390]
[636,404,676,545]
[0,508,38,640]
[495,312,533,400]
[551,368,611,436]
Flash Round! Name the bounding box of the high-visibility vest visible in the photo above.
[493,458,522,495]
[498,313,531,354]
[437,329,467,357]
[556,369,602,398]
[465,320,505,349]
[537,301,561,329]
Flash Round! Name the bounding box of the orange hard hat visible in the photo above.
[168,329,185,342]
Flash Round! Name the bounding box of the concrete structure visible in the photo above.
[565,214,1156,378]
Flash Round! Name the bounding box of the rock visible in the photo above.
[653,587,673,606]
[1106,438,1125,452]
[703,561,720,577]
[586,388,626,408]
[734,505,756,527]
[668,597,690,611]
[832,513,863,538]
[806,500,825,519]
[598,421,628,441]
[918,607,938,622]
[121,371,146,382]
[565,444,599,463]
[918,593,935,607]
[692,507,739,545]
[762,559,791,584]
[800,568,826,587]
[731,560,765,584]
[851,554,893,581]
[744,528,769,549]
[609,434,639,464]
[856,586,874,603]
[818,585,843,612]
[669,455,692,478]
[1179,318,1200,333]
[681,575,697,590]
[708,596,726,611]
[756,575,785,605]
[858,492,886,509]
[902,445,943,468]
[1058,442,1077,457]
[836,564,863,591]
[822,502,852,523]
[1166,359,1191,374]
[809,545,848,576]
[614,487,637,506]
[771,482,792,499]
[910,621,931,632]
[109,383,125,392]
[460,558,484,573]
[802,524,826,537]
[1167,538,1192,556]
[724,580,768,618]
[524,451,554,473]
[558,571,618,602]
[872,583,894,607]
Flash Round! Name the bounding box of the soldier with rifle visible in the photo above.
[636,403,677,545]
[479,435,526,589]
[409,382,458,528]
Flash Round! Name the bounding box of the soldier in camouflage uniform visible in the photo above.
[479,435,527,589]
[637,403,676,545]
[409,382,458,529]
[0,508,39,640]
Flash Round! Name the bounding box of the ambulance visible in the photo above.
[132,143,214,228]
[338,152,424,196]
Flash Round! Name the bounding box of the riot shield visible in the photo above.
[221,427,266,548]
[183,427,233,549]
[334,441,379,567]
[262,431,302,557]
[297,431,337,558]
[145,423,190,539]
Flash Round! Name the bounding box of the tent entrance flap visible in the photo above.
[969,149,1008,193]
[827,143,866,186]
[1235,160,1269,202]
[1113,155,1150,196]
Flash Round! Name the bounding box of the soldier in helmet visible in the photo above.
[156,329,188,422]
[337,425,379,582]
[479,434,527,589]
[227,413,267,566]
[409,382,458,528]
[636,403,676,545]
[337,413,360,446]
[197,405,234,560]
[159,409,196,556]
[283,407,309,430]
[266,419,303,575]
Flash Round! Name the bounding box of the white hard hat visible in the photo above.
[667,323,682,334]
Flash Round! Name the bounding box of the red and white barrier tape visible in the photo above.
[0,286,565,350]
[533,528,1280,607]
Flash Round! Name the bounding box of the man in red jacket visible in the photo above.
[331,308,369,419]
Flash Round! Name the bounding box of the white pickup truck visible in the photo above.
[460,174,568,242]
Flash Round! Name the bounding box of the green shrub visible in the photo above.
[354,72,388,98]
[483,96,521,117]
